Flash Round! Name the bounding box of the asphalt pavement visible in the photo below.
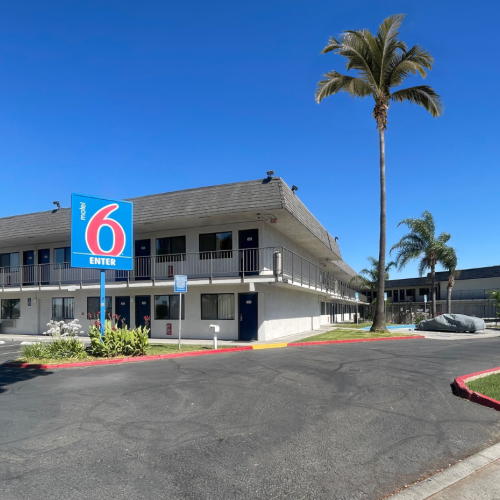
[0,340,23,364]
[1,338,500,500]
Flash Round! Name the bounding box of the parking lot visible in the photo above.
[1,338,500,499]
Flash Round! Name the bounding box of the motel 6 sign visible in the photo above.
[71,194,133,270]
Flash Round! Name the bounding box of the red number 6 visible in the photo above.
[85,204,126,257]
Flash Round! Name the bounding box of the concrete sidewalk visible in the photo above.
[0,325,334,345]
[390,442,500,500]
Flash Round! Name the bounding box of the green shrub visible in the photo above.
[414,313,426,325]
[88,320,149,358]
[21,338,87,360]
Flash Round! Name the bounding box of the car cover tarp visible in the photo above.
[416,314,485,332]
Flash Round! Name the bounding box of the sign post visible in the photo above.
[355,292,359,325]
[174,275,188,350]
[71,194,133,339]
[424,295,428,318]
[384,292,387,322]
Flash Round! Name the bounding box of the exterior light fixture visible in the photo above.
[291,185,298,194]
[53,201,61,209]
[266,170,274,178]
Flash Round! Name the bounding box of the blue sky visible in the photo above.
[0,0,498,279]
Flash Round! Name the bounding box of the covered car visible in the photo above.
[416,314,485,333]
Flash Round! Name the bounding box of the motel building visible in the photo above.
[0,177,367,341]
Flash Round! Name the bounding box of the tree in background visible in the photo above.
[315,14,443,331]
[487,290,500,323]
[352,257,396,302]
[440,246,458,314]
[390,211,450,317]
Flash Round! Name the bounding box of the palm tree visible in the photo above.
[316,15,443,331]
[352,256,396,297]
[441,246,458,314]
[390,211,450,317]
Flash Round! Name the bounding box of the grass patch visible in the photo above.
[333,322,373,329]
[14,343,234,364]
[294,329,415,343]
[467,373,500,401]
[147,344,233,355]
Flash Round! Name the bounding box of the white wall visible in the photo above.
[261,285,322,341]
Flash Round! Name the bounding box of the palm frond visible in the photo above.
[391,85,444,117]
[386,45,434,87]
[315,71,374,103]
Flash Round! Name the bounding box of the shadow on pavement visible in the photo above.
[0,365,52,394]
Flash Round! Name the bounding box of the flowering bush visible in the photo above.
[88,320,149,358]
[43,319,84,338]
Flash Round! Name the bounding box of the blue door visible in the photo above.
[38,249,50,284]
[23,250,35,285]
[115,297,130,329]
[239,229,259,276]
[238,292,258,341]
[135,295,151,335]
[135,239,151,280]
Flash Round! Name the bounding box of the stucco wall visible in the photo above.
[261,285,322,341]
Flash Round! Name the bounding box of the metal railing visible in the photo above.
[0,246,366,302]
[439,289,497,301]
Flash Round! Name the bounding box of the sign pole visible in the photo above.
[178,293,182,350]
[100,270,106,339]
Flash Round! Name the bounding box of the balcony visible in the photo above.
[439,289,496,301]
[0,247,366,303]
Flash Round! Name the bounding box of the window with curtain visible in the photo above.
[1,299,20,319]
[154,295,185,320]
[201,294,234,320]
[54,247,71,267]
[52,297,74,319]
[156,236,186,261]
[199,232,232,259]
[0,252,20,270]
[87,297,112,320]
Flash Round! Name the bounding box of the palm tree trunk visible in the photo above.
[430,263,436,317]
[447,285,452,314]
[371,129,387,331]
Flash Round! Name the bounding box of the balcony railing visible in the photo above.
[439,289,497,301]
[0,246,366,302]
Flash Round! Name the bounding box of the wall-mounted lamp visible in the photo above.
[291,185,298,194]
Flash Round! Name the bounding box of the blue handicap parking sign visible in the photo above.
[174,275,188,293]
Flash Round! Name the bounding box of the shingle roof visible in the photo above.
[0,177,342,258]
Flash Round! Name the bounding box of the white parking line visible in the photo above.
[0,351,20,355]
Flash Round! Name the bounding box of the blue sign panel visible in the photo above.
[71,194,133,270]
[174,275,188,293]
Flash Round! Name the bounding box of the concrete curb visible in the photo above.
[387,442,500,499]
[453,367,500,411]
[291,335,424,347]
[2,334,425,370]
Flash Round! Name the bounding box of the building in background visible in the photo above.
[0,177,366,340]
[369,266,500,319]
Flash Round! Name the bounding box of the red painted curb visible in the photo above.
[290,335,425,347]
[454,367,500,411]
[2,346,253,370]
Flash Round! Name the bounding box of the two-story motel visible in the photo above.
[0,177,366,340]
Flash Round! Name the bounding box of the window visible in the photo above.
[201,294,235,320]
[87,297,112,320]
[1,299,20,319]
[393,290,399,302]
[419,288,430,296]
[155,295,185,320]
[52,298,75,319]
[386,290,392,298]
[373,291,377,299]
[321,302,326,315]
[54,247,71,265]
[399,290,405,302]
[156,236,186,260]
[199,232,232,259]
[0,252,20,269]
